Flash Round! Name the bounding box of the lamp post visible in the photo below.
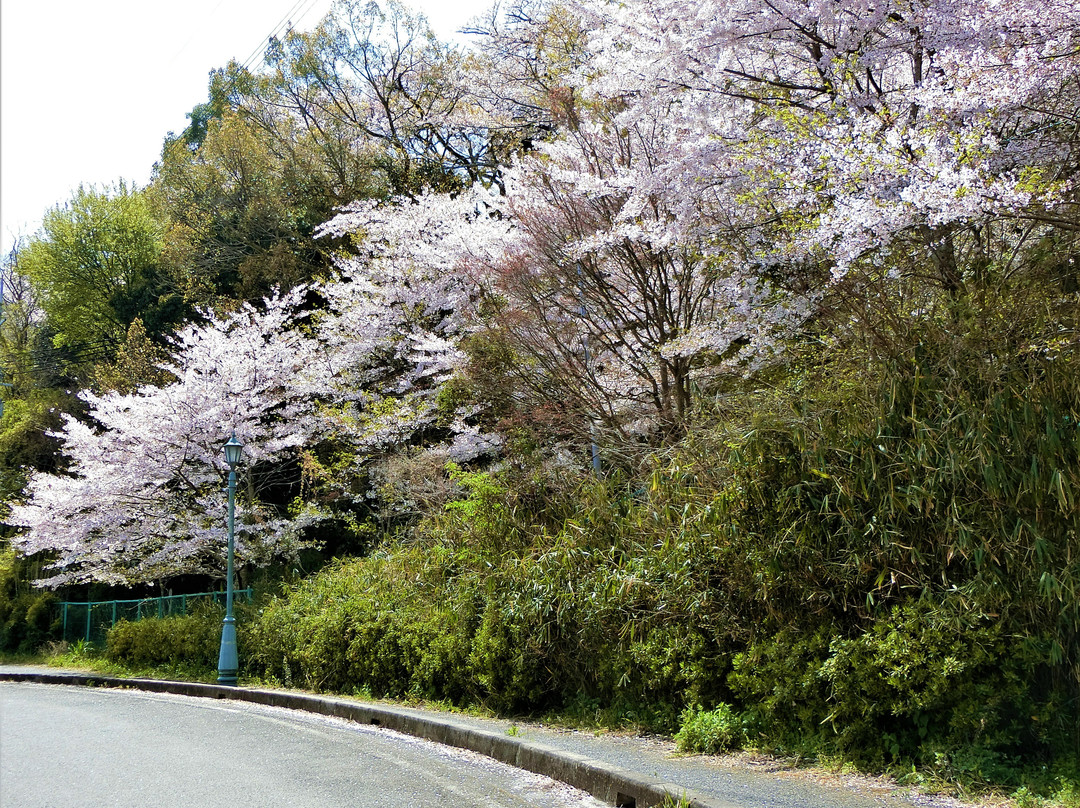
[217,434,243,686]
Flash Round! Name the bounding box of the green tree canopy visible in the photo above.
[150,110,339,303]
[214,0,485,198]
[18,183,183,354]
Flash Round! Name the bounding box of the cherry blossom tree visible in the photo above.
[576,0,1080,285]
[312,185,513,467]
[485,120,815,447]
[459,0,1080,451]
[6,185,518,586]
[8,290,331,586]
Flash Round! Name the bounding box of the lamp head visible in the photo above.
[223,434,244,468]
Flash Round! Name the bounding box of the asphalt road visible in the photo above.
[0,683,606,808]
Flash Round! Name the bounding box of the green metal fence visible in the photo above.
[58,589,253,644]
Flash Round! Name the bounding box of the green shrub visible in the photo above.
[239,343,1080,788]
[245,552,478,700]
[724,600,1073,781]
[819,602,1050,774]
[675,703,747,753]
[728,626,835,750]
[0,590,59,654]
[243,471,745,722]
[0,550,60,654]
[105,611,222,670]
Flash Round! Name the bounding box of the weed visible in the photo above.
[675,704,747,754]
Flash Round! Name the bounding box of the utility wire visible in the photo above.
[238,0,323,74]
[0,339,121,380]
[202,0,325,121]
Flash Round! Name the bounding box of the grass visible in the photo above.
[2,640,217,683]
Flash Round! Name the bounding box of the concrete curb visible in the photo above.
[0,671,733,808]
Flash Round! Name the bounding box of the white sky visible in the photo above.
[0,0,493,252]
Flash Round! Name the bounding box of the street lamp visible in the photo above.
[217,433,243,686]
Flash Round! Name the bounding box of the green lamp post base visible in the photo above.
[217,616,238,686]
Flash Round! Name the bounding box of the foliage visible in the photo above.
[0,548,59,654]
[461,0,586,151]
[92,318,175,395]
[17,182,182,353]
[657,797,693,808]
[726,627,834,748]
[105,610,222,670]
[245,550,477,700]
[218,0,500,197]
[150,110,337,304]
[0,248,81,504]
[724,607,1074,788]
[0,248,43,389]
[0,388,73,498]
[246,463,736,722]
[244,334,1080,777]
[725,292,1080,687]
[5,0,1080,796]
[821,604,1053,779]
[675,703,747,754]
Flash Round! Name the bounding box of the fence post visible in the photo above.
[85,605,92,644]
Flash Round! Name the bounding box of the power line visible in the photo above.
[0,339,122,381]
[238,0,324,74]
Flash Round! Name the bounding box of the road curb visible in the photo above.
[1,671,732,808]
